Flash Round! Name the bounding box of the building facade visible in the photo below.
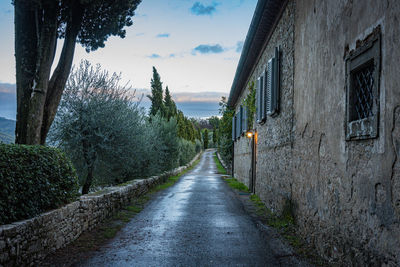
[229,0,400,265]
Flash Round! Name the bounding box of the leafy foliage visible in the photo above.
[243,81,256,129]
[203,129,209,149]
[75,0,141,52]
[49,61,200,194]
[164,86,177,120]
[208,116,220,129]
[0,144,79,224]
[14,0,142,144]
[216,96,234,165]
[212,128,217,146]
[49,61,147,193]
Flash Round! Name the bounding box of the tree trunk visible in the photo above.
[81,129,96,195]
[26,1,59,144]
[14,0,83,145]
[82,165,94,195]
[41,4,84,144]
[14,1,39,144]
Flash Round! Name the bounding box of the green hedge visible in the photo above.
[0,144,79,224]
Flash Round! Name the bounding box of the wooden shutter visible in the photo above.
[236,110,241,138]
[261,75,266,122]
[244,105,247,133]
[239,106,243,134]
[266,58,273,115]
[232,115,236,141]
[257,75,266,123]
[256,77,261,123]
[267,47,280,117]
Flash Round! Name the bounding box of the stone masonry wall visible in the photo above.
[234,0,295,212]
[293,0,400,265]
[0,153,201,266]
[233,0,400,264]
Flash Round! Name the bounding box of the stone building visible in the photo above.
[228,0,400,264]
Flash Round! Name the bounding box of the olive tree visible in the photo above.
[48,60,146,194]
[14,0,141,145]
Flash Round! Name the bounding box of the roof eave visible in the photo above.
[227,0,288,107]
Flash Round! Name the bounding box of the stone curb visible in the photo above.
[0,152,202,267]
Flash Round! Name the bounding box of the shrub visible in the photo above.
[195,139,202,153]
[178,138,196,166]
[0,144,79,224]
[147,114,180,172]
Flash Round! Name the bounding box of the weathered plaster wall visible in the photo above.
[233,0,295,212]
[0,154,201,266]
[293,0,400,264]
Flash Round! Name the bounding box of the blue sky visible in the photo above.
[0,0,257,119]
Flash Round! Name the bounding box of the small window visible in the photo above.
[345,30,380,140]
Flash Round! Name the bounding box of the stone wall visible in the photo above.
[0,153,201,266]
[232,0,400,264]
[233,0,295,212]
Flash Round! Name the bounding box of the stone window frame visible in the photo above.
[345,30,381,141]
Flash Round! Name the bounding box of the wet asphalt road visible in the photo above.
[79,150,279,267]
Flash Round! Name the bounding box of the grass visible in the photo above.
[225,177,250,192]
[213,152,227,174]
[221,176,327,266]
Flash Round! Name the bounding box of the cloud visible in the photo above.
[169,54,176,58]
[190,2,218,16]
[148,54,161,59]
[156,33,170,38]
[133,88,226,103]
[236,41,244,53]
[173,91,227,103]
[193,44,224,54]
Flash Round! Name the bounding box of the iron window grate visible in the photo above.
[350,61,375,122]
[345,26,380,141]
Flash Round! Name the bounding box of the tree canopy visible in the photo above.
[14,0,141,144]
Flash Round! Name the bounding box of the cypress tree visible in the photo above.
[212,127,217,145]
[164,86,177,120]
[203,129,209,149]
[148,67,164,117]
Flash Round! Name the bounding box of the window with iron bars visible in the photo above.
[345,30,380,141]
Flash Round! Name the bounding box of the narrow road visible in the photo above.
[79,150,279,266]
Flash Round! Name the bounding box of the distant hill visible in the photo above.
[0,83,16,120]
[0,117,15,144]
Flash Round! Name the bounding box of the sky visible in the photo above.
[0,0,258,119]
